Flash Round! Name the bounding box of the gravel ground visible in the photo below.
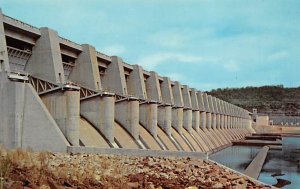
[0,147,272,189]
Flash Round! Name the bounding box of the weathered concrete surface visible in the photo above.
[80,96,115,144]
[26,27,65,84]
[0,10,10,72]
[201,129,218,149]
[79,118,110,148]
[114,122,140,149]
[101,56,127,95]
[139,124,162,150]
[244,146,269,179]
[41,90,80,146]
[171,128,192,151]
[115,100,139,140]
[158,105,172,136]
[190,129,210,152]
[156,127,178,151]
[127,65,147,99]
[140,103,158,137]
[172,108,184,134]
[69,44,101,90]
[182,128,203,152]
[145,71,162,102]
[0,78,69,152]
[197,129,215,151]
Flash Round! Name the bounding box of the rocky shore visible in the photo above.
[0,147,271,189]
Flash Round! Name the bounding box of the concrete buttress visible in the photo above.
[25,28,65,84]
[69,44,101,90]
[0,73,69,152]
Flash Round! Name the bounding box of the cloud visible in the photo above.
[147,31,189,48]
[101,45,126,56]
[165,73,186,82]
[223,60,240,72]
[190,82,220,92]
[267,51,289,62]
[137,52,203,70]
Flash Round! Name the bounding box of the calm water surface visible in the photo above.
[259,137,300,189]
[209,137,300,189]
[209,146,261,172]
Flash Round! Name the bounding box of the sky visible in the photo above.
[1,0,300,91]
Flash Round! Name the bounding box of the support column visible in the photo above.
[203,93,212,130]
[140,102,158,136]
[209,96,227,145]
[221,114,225,129]
[80,95,115,143]
[172,108,184,134]
[196,91,216,150]
[200,112,207,130]
[182,85,192,133]
[190,88,200,132]
[172,81,184,134]
[127,65,160,138]
[197,92,206,130]
[224,115,228,129]
[115,99,139,140]
[41,88,80,146]
[158,105,172,136]
[158,77,174,136]
[0,10,10,72]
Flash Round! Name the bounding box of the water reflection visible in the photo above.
[259,137,300,189]
[209,146,260,173]
[209,137,300,189]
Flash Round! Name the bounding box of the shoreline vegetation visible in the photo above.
[208,85,300,116]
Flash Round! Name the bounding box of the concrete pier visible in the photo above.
[244,146,269,179]
[42,90,80,146]
[80,95,115,144]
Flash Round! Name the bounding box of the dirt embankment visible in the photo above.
[0,147,271,189]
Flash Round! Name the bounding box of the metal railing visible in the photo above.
[7,46,32,72]
[28,76,60,95]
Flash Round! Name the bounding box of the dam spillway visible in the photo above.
[0,9,254,153]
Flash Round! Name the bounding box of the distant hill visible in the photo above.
[207,85,300,116]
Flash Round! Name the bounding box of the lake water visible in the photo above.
[209,137,300,189]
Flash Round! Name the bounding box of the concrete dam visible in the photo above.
[0,10,254,154]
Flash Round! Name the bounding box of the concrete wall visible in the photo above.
[256,116,269,126]
[269,115,300,126]
[0,74,69,152]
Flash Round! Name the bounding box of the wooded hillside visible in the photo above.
[208,85,300,116]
